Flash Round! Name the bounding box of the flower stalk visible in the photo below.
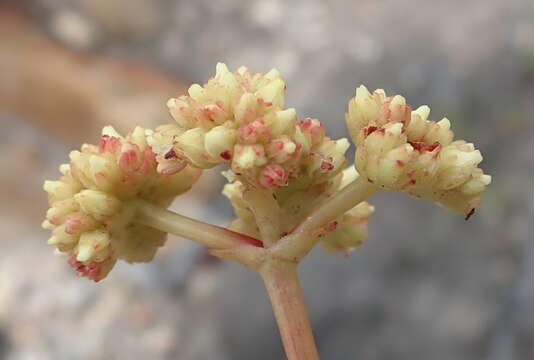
[294,176,378,235]
[242,187,281,247]
[273,176,378,260]
[260,260,320,360]
[133,199,263,249]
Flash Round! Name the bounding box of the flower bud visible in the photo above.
[46,199,78,225]
[260,164,288,188]
[267,136,298,163]
[176,128,217,168]
[255,78,285,108]
[44,180,81,202]
[320,202,375,253]
[238,119,270,144]
[234,93,259,124]
[267,109,297,137]
[297,118,325,150]
[233,144,267,170]
[167,98,195,128]
[204,125,237,161]
[74,190,120,221]
[147,124,188,175]
[303,138,350,182]
[76,230,110,262]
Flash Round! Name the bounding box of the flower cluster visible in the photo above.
[42,63,491,281]
[153,63,348,189]
[346,86,491,215]
[147,63,371,251]
[43,126,201,281]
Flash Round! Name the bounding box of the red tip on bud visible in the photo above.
[118,150,139,171]
[220,150,232,160]
[299,118,325,144]
[260,164,288,188]
[68,255,104,282]
[408,141,440,152]
[238,119,270,144]
[99,135,121,154]
[364,126,378,137]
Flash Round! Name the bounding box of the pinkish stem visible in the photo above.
[260,260,320,360]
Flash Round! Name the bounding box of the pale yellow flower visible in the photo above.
[156,63,350,191]
[346,86,491,215]
[43,126,201,281]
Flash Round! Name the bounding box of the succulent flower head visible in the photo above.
[159,63,294,177]
[155,63,349,190]
[43,126,201,281]
[346,86,491,215]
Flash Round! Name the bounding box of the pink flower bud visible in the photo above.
[260,164,288,188]
[238,119,270,144]
[267,136,298,163]
[298,118,325,146]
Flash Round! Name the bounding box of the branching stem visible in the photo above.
[296,176,378,234]
[133,199,263,249]
[134,177,377,360]
[272,176,378,259]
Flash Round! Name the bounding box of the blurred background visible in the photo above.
[0,0,533,359]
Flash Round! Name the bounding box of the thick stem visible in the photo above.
[272,176,378,259]
[243,187,281,247]
[260,260,320,360]
[133,199,263,249]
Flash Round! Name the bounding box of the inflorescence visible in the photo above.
[43,63,490,281]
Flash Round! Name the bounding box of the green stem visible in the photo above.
[133,199,263,249]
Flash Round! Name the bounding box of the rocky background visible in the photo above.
[1,0,533,359]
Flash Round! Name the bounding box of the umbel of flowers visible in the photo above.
[346,85,491,216]
[42,64,491,282]
[152,63,368,251]
[42,63,491,360]
[43,126,201,281]
[153,63,347,189]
